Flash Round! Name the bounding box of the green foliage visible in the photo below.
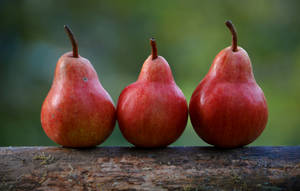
[0,0,299,146]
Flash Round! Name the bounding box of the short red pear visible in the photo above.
[117,38,188,148]
[41,25,116,148]
[189,21,268,148]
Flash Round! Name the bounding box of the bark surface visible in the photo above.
[0,146,299,190]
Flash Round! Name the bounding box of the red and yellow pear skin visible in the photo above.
[117,39,188,148]
[189,21,268,148]
[41,26,116,148]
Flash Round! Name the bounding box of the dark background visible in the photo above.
[1,0,299,146]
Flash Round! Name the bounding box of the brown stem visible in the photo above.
[64,25,79,58]
[225,20,238,52]
[150,38,158,60]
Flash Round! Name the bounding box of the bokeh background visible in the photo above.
[1,0,299,146]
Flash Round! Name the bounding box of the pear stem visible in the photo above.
[64,25,79,58]
[150,38,158,60]
[225,20,238,52]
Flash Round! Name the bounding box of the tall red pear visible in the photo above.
[117,38,188,148]
[189,21,268,148]
[41,25,116,147]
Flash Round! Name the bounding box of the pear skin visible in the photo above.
[41,26,116,147]
[189,21,268,148]
[117,39,188,148]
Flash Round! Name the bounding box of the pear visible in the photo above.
[41,25,116,147]
[189,21,268,148]
[117,38,188,148]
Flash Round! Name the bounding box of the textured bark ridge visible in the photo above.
[0,146,299,191]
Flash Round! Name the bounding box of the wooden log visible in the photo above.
[0,146,299,191]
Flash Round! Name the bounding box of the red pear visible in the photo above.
[41,25,116,147]
[117,38,188,148]
[189,21,268,148]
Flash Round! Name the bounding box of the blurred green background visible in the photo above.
[0,0,299,146]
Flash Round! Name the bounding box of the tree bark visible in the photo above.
[0,146,299,191]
